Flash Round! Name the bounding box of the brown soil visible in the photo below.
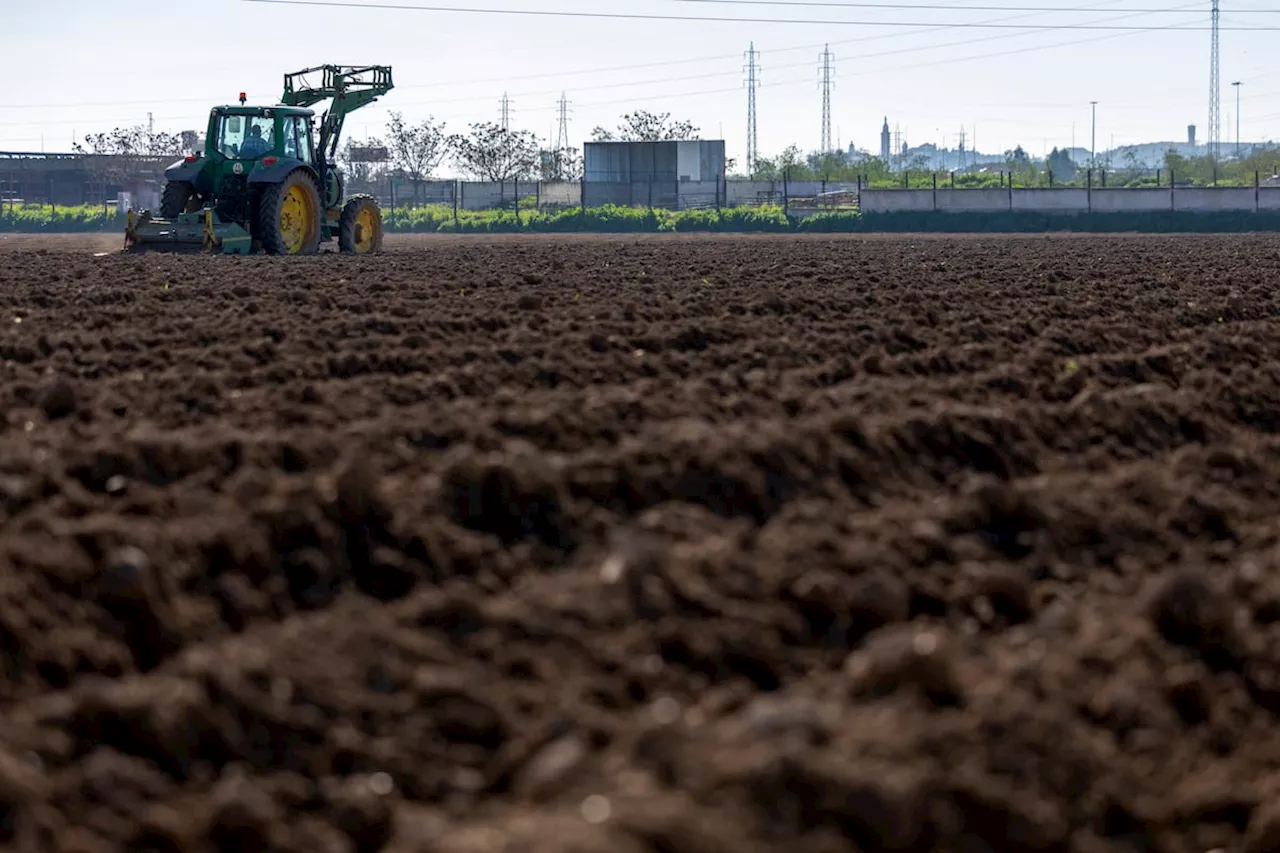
[3,233,1280,853]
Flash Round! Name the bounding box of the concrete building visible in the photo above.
[583,140,726,208]
[0,151,171,208]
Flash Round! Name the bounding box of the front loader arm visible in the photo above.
[281,65,394,199]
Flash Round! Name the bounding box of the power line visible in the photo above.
[240,0,1278,29]
[0,0,1198,113]
[677,0,1280,10]
[0,4,1217,135]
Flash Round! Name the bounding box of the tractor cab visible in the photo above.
[209,103,317,165]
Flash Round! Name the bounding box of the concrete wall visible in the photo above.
[1090,188,1170,213]
[936,188,1010,212]
[1011,189,1090,212]
[860,190,935,212]
[1172,188,1256,212]
[678,180,722,209]
[365,178,1280,216]
[861,186,1276,215]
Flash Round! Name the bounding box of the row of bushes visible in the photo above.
[0,203,832,234]
[403,204,807,233]
[5,203,1280,234]
[0,205,126,233]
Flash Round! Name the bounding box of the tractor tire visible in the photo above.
[160,181,201,218]
[338,194,384,254]
[257,169,322,256]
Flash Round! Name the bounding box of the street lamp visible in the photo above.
[1090,101,1098,169]
[1233,81,1242,158]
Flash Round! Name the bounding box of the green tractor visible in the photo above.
[125,65,393,255]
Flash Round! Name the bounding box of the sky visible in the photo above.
[1,0,1276,172]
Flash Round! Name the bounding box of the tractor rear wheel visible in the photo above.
[257,170,322,255]
[338,194,384,254]
[160,181,202,218]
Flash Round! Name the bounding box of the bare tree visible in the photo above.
[450,122,540,182]
[338,136,389,196]
[540,146,583,181]
[591,111,699,142]
[74,125,184,206]
[385,112,448,206]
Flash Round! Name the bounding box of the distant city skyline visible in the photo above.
[4,0,1277,169]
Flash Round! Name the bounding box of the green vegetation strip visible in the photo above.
[6,203,1280,235]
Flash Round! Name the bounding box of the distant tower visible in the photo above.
[958,126,967,169]
[555,93,570,151]
[880,117,891,161]
[819,45,834,153]
[1208,0,1221,160]
[553,93,571,178]
[745,42,759,176]
[501,92,511,131]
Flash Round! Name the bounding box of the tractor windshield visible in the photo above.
[215,113,275,160]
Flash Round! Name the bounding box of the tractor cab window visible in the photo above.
[216,114,275,160]
[283,119,300,159]
[293,117,315,164]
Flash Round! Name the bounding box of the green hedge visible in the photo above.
[6,203,1280,235]
[0,205,124,232]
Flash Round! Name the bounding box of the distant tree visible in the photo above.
[385,112,448,205]
[338,136,388,194]
[74,125,184,202]
[450,122,540,182]
[75,125,183,163]
[905,153,933,173]
[539,145,583,181]
[1003,145,1039,185]
[592,111,699,142]
[777,144,805,171]
[1004,146,1030,170]
[1046,147,1077,182]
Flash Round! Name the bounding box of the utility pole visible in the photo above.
[1233,80,1242,157]
[744,42,759,176]
[819,44,833,153]
[1090,101,1098,169]
[501,92,510,132]
[957,126,967,170]
[1209,0,1221,161]
[147,112,154,135]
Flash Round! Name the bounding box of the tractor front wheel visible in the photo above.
[160,181,202,218]
[338,194,384,254]
[257,170,322,255]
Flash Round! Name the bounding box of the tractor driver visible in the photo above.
[240,124,271,159]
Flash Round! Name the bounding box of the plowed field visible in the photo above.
[4,233,1280,853]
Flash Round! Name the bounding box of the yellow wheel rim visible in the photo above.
[353,206,378,253]
[279,184,314,254]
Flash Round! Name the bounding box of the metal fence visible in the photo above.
[5,149,1277,218]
